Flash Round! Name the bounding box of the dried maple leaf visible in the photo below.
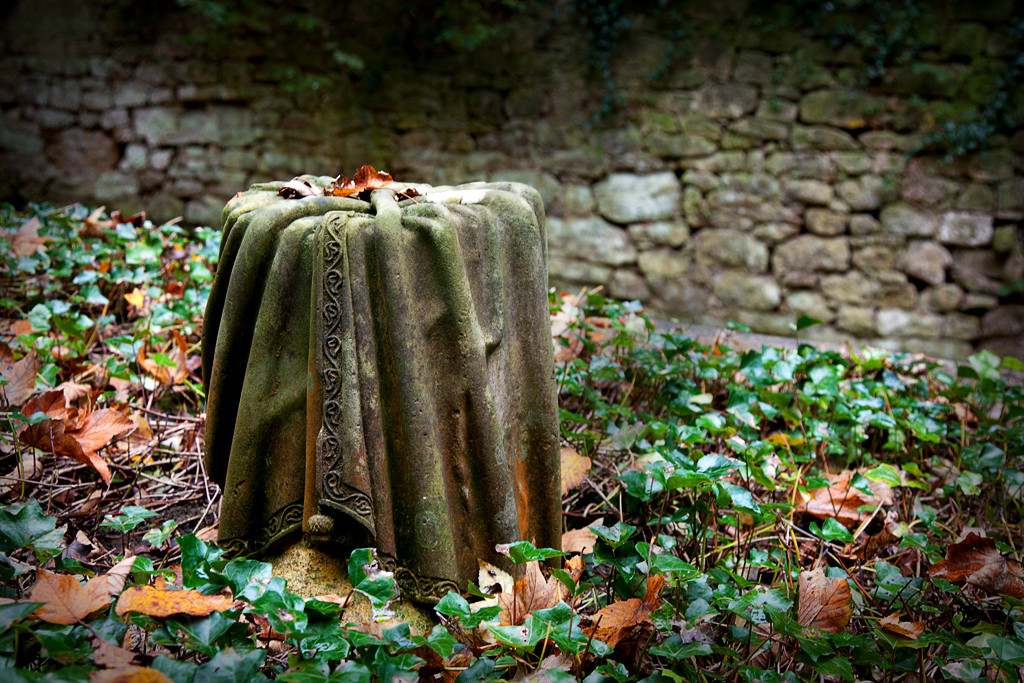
[0,343,39,407]
[30,557,135,625]
[797,470,891,529]
[585,575,665,648]
[114,585,235,618]
[929,532,1024,600]
[561,519,602,555]
[137,330,189,385]
[12,216,53,257]
[560,446,591,496]
[797,567,852,634]
[277,177,320,199]
[878,612,924,639]
[91,636,138,668]
[124,287,147,311]
[498,561,561,626]
[89,666,174,683]
[325,165,394,199]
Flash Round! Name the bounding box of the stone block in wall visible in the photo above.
[733,50,773,85]
[981,305,1024,338]
[887,63,968,99]
[629,221,690,249]
[547,256,612,290]
[551,184,596,217]
[55,129,118,176]
[694,228,769,271]
[901,174,957,206]
[683,187,704,228]
[783,179,832,205]
[791,126,859,151]
[821,271,880,305]
[833,152,872,175]
[37,109,74,130]
[713,272,781,310]
[920,283,965,312]
[876,309,944,338]
[849,214,881,235]
[896,241,953,285]
[682,170,719,192]
[725,310,799,336]
[955,183,996,213]
[491,170,560,210]
[944,312,981,340]
[996,178,1024,219]
[756,99,798,122]
[93,171,139,204]
[547,216,637,266]
[939,212,994,247]
[785,291,834,323]
[876,271,918,308]
[696,84,759,120]
[0,118,44,155]
[609,269,651,301]
[135,107,180,146]
[638,249,688,279]
[647,132,718,158]
[593,173,681,224]
[766,152,834,179]
[966,149,1015,182]
[704,191,799,229]
[852,244,898,272]
[880,203,940,237]
[112,82,150,109]
[753,222,800,245]
[798,89,887,129]
[773,235,850,273]
[730,117,789,142]
[836,305,875,336]
[805,209,847,236]
[838,175,888,211]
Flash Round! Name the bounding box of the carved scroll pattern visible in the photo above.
[318,215,374,521]
[221,502,304,557]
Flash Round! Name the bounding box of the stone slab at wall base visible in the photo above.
[264,542,437,633]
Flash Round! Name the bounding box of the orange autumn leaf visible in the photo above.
[560,446,591,496]
[89,666,174,683]
[123,287,146,309]
[797,567,852,634]
[929,532,1024,600]
[136,330,189,385]
[797,470,892,529]
[12,216,53,257]
[878,612,924,640]
[586,575,665,648]
[497,561,561,626]
[114,584,235,618]
[561,526,598,555]
[0,343,39,407]
[29,556,135,624]
[326,165,394,198]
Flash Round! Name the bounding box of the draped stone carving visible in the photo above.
[201,178,561,602]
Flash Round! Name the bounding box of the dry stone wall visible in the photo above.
[1,0,1022,359]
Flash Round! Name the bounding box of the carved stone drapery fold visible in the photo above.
[202,178,560,603]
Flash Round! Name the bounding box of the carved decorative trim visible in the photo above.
[220,501,303,557]
[393,566,461,605]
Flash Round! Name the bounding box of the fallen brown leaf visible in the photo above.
[12,216,52,257]
[115,585,235,618]
[585,575,665,648]
[89,666,174,683]
[277,177,319,199]
[325,165,393,198]
[560,446,591,496]
[798,470,891,529]
[30,557,135,625]
[929,532,1024,600]
[797,567,852,634]
[561,526,598,555]
[498,561,561,626]
[137,330,189,386]
[91,636,138,668]
[0,344,39,407]
[878,612,924,639]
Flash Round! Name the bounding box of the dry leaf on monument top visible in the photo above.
[797,566,852,634]
[29,556,135,624]
[325,165,394,198]
[277,177,320,199]
[115,584,235,618]
[797,470,892,530]
[89,666,174,683]
[929,532,1024,600]
[0,343,39,407]
[878,612,924,640]
[585,575,665,649]
[560,446,591,496]
[498,561,562,626]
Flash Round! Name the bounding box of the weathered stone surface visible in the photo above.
[55,128,118,174]
[783,179,833,205]
[837,175,887,211]
[944,312,980,340]
[852,245,898,272]
[593,173,681,224]
[754,222,800,244]
[734,50,774,84]
[184,196,223,227]
[713,272,781,310]
[938,212,994,246]
[799,89,886,128]
[684,151,748,173]
[876,309,943,337]
[805,209,847,236]
[773,235,851,272]
[547,256,612,287]
[547,216,637,266]
[961,293,999,311]
[992,225,1021,253]
[955,183,996,212]
[997,178,1024,218]
[876,270,918,309]
[821,271,880,305]
[697,84,759,119]
[880,203,939,237]
[693,228,768,271]
[134,106,179,146]
[647,132,718,158]
[920,283,965,312]
[609,269,651,301]
[901,173,956,205]
[836,305,876,336]
[832,152,872,174]
[766,151,834,179]
[492,170,560,209]
[791,125,859,151]
[731,117,789,140]
[629,221,690,249]
[756,99,798,121]
[557,184,596,216]
[704,190,799,229]
[981,305,1024,338]
[967,149,1015,182]
[638,248,687,279]
[896,241,953,285]
[785,290,834,322]
[849,214,880,235]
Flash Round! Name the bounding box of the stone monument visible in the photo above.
[201,176,561,603]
